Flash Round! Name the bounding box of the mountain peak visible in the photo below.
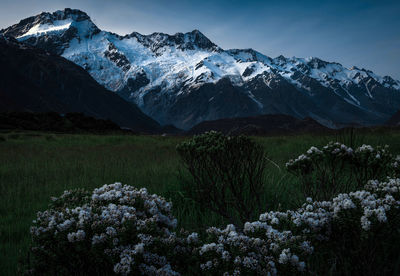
[0,8,100,55]
[1,8,99,41]
[186,29,209,41]
[33,8,92,24]
[183,29,218,51]
[53,8,91,20]
[188,29,203,35]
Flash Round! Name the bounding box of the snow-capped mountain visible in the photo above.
[2,8,400,129]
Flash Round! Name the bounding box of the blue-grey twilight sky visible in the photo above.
[1,0,399,79]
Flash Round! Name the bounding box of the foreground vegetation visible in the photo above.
[1,129,400,274]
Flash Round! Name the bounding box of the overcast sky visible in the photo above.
[1,0,399,79]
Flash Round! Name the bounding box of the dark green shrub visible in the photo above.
[176,131,267,226]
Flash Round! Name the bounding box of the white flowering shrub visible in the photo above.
[192,178,400,275]
[257,178,400,275]
[195,223,311,275]
[259,179,400,236]
[26,183,197,275]
[286,142,396,200]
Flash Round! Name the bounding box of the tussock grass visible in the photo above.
[1,130,400,274]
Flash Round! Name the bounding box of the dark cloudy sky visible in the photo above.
[1,0,399,79]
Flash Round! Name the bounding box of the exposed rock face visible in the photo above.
[0,36,160,133]
[2,9,400,129]
[125,29,219,54]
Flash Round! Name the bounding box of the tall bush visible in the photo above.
[176,131,267,226]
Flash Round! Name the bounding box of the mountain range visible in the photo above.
[1,8,400,129]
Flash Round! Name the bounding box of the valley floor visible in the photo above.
[1,129,400,275]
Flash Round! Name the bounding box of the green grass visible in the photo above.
[1,130,400,275]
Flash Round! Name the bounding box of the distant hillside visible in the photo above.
[187,114,330,135]
[386,110,400,126]
[0,112,125,133]
[0,35,160,133]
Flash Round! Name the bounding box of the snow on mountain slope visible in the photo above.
[2,8,400,129]
[16,19,73,39]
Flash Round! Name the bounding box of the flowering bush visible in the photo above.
[176,131,267,226]
[195,223,311,275]
[26,183,195,275]
[286,142,396,200]
[192,179,400,275]
[256,178,400,275]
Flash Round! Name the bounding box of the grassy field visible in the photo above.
[1,129,400,275]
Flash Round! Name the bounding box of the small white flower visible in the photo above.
[67,230,86,242]
[186,232,199,244]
